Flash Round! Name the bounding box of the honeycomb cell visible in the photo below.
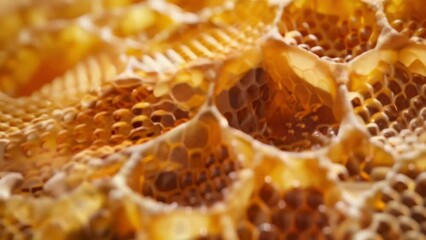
[0,64,212,197]
[385,0,426,42]
[351,156,426,239]
[349,46,426,155]
[125,110,242,207]
[327,128,395,182]
[279,0,380,62]
[2,0,426,239]
[235,150,342,240]
[216,42,343,151]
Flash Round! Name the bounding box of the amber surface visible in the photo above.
[0,0,426,239]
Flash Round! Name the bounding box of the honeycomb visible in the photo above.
[0,0,426,239]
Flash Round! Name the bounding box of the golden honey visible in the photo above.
[0,0,425,239]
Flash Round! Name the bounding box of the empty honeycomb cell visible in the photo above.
[234,151,342,240]
[385,0,426,42]
[215,42,343,152]
[350,156,426,239]
[279,0,380,62]
[119,154,254,240]
[326,129,395,182]
[124,110,243,207]
[349,46,426,155]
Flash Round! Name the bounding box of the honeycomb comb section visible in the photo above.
[1,0,426,239]
[215,42,343,151]
[279,0,381,62]
[326,127,395,183]
[124,110,243,207]
[385,0,426,42]
[0,64,213,197]
[349,45,426,155]
[235,150,343,240]
[345,156,426,240]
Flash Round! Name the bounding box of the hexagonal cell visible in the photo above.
[349,156,426,239]
[235,150,342,240]
[385,0,426,41]
[0,65,213,197]
[327,128,395,183]
[279,0,380,62]
[3,0,426,238]
[215,42,343,152]
[348,45,426,155]
[125,110,244,207]
[0,53,121,130]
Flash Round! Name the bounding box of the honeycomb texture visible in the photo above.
[0,0,426,239]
